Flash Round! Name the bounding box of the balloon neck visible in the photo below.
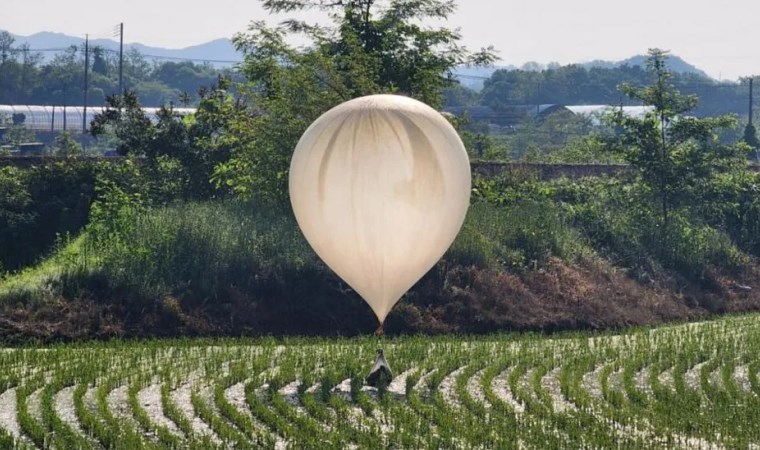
[375,322,385,337]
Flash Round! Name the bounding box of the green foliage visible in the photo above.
[0,157,191,274]
[0,31,230,107]
[52,131,83,157]
[88,171,147,253]
[90,201,316,301]
[467,167,749,282]
[0,233,91,304]
[449,200,584,270]
[544,134,622,164]
[215,0,496,203]
[0,166,34,270]
[744,123,759,152]
[550,176,747,281]
[696,170,760,258]
[477,59,750,118]
[92,84,239,199]
[457,108,622,164]
[510,112,596,160]
[0,162,97,271]
[605,49,751,271]
[447,113,506,160]
[90,91,154,154]
[447,173,587,269]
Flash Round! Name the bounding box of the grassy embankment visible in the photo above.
[2,171,760,341]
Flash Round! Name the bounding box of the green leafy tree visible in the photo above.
[0,167,34,271]
[213,0,497,203]
[513,111,596,160]
[744,122,759,156]
[91,91,154,154]
[53,131,84,157]
[42,46,83,106]
[609,49,750,252]
[91,46,109,76]
[151,61,218,100]
[0,31,15,62]
[91,80,242,199]
[478,62,748,119]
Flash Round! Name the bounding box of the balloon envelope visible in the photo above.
[289,94,471,324]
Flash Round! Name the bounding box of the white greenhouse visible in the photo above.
[0,105,196,133]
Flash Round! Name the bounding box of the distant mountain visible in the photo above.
[6,31,710,82]
[581,54,709,78]
[5,31,242,66]
[453,54,710,91]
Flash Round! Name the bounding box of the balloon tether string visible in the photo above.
[375,321,385,338]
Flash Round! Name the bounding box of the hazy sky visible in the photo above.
[3,0,760,80]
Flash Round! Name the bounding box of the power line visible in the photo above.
[9,47,759,83]
[139,53,242,64]
[20,47,242,64]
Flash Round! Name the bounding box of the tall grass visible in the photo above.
[449,200,587,270]
[566,194,747,281]
[0,234,94,305]
[91,202,318,301]
[1,189,746,311]
[1,198,586,306]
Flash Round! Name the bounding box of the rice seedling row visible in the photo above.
[2,314,760,448]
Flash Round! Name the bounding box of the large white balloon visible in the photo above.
[289,94,471,324]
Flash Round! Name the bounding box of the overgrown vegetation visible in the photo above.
[0,162,96,271]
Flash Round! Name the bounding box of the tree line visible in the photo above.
[449,63,756,119]
[3,29,755,121]
[0,31,233,107]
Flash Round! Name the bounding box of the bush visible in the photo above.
[90,201,318,301]
[448,200,585,270]
[0,163,96,271]
[657,215,747,279]
[557,177,748,281]
[0,157,195,274]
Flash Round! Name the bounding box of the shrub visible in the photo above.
[448,200,585,271]
[0,163,96,271]
[91,201,318,301]
[558,177,748,281]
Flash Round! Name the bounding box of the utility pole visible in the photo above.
[83,34,89,134]
[20,47,27,102]
[118,23,124,95]
[750,78,754,127]
[748,77,759,162]
[63,86,67,132]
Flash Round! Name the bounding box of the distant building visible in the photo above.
[17,142,46,155]
[444,104,654,128]
[0,105,196,133]
[444,104,569,128]
[565,105,654,125]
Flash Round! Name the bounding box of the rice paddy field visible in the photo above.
[2,314,760,449]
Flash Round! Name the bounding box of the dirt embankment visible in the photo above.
[2,257,760,343]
